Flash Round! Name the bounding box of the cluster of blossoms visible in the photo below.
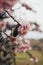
[18,24,30,35]
[0,0,39,64]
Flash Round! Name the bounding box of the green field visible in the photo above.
[11,50,43,65]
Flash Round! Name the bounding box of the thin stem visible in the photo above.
[5,10,21,26]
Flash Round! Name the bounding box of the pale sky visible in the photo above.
[5,0,43,39]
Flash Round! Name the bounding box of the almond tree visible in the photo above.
[0,0,40,65]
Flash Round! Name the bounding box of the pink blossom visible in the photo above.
[18,24,30,35]
[30,57,38,63]
[15,39,31,53]
[15,43,30,53]
[10,35,16,42]
[0,21,6,29]
[0,0,18,10]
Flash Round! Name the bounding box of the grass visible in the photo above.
[0,50,43,65]
[11,50,43,65]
